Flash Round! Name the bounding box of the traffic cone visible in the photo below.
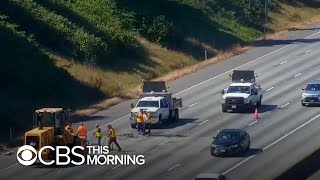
[253,108,260,120]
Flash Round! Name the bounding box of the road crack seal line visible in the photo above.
[168,164,180,171]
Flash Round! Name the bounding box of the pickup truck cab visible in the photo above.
[221,70,262,112]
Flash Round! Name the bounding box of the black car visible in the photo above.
[211,129,250,156]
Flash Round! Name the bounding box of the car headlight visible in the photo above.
[221,99,225,103]
[301,93,308,98]
[130,112,136,118]
[230,144,238,148]
[211,144,216,148]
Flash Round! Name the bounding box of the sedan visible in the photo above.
[211,129,250,156]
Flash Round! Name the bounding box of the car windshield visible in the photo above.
[136,101,159,108]
[216,131,240,141]
[306,84,320,91]
[227,86,250,94]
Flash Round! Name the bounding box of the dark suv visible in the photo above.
[211,129,250,156]
[301,80,320,106]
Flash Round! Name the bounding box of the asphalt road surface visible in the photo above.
[1,24,320,180]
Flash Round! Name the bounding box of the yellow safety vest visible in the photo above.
[136,112,143,123]
[95,128,102,138]
[109,128,116,138]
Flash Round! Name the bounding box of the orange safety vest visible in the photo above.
[136,112,143,123]
[77,125,87,140]
[109,128,116,138]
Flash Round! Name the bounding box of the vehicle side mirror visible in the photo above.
[212,136,216,139]
[302,88,305,90]
[131,103,135,108]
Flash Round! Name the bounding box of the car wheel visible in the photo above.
[175,109,179,121]
[131,124,136,129]
[157,115,163,129]
[222,107,227,112]
[257,97,262,106]
[248,102,253,112]
[246,141,251,152]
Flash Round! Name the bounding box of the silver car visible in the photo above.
[301,80,320,106]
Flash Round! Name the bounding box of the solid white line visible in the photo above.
[263,113,320,151]
[159,140,170,145]
[188,102,199,108]
[199,120,209,126]
[0,163,18,174]
[222,154,256,175]
[305,50,312,53]
[281,103,290,108]
[280,60,288,65]
[112,165,121,170]
[174,29,320,96]
[265,87,274,92]
[248,121,258,126]
[223,113,320,175]
[168,164,180,171]
[294,73,302,78]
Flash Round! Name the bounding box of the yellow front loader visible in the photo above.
[24,108,82,161]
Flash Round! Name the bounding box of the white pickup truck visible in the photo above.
[221,70,263,112]
[130,81,182,128]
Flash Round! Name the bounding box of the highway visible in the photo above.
[1,23,320,180]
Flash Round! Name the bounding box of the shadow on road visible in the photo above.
[219,148,263,158]
[229,104,278,114]
[289,27,320,31]
[160,118,199,129]
[33,162,78,169]
[242,148,263,157]
[70,115,108,123]
[257,104,278,113]
[253,38,320,47]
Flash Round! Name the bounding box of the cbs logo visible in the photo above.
[16,145,37,166]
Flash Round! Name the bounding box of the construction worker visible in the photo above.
[65,122,74,135]
[93,124,102,146]
[77,122,87,146]
[142,111,149,135]
[144,112,152,136]
[136,109,144,134]
[107,125,121,151]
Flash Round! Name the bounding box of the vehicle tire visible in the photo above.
[222,107,227,112]
[248,102,253,112]
[131,124,136,129]
[174,109,179,121]
[257,97,262,106]
[169,110,173,121]
[157,115,163,129]
[246,141,251,152]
